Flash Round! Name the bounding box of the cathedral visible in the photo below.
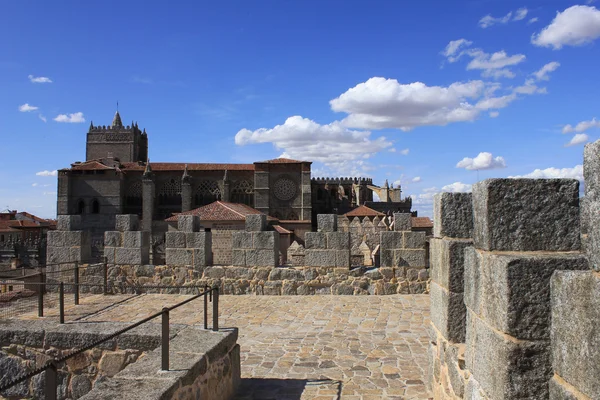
[57,112,412,240]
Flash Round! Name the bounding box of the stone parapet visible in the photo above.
[165,217,211,270]
[46,230,92,267]
[104,215,150,266]
[233,215,279,268]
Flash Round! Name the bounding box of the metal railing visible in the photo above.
[0,285,219,400]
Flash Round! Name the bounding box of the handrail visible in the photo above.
[0,285,219,400]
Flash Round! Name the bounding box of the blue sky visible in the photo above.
[1,0,600,218]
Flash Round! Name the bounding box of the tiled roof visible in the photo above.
[273,225,292,234]
[71,161,116,171]
[256,158,310,164]
[344,205,385,217]
[0,220,45,232]
[412,217,433,228]
[122,162,254,172]
[165,201,277,222]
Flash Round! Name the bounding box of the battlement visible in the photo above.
[311,177,373,185]
[88,123,144,134]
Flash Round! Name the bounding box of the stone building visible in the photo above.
[56,111,414,241]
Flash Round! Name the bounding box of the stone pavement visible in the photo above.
[17,294,432,399]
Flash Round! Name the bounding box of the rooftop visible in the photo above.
[165,201,277,222]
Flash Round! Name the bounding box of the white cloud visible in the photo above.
[479,8,528,28]
[532,5,600,49]
[36,170,57,177]
[513,79,547,95]
[38,114,47,123]
[412,176,422,183]
[509,165,583,180]
[442,182,473,192]
[330,77,486,131]
[19,103,38,112]
[565,133,590,147]
[528,17,539,24]
[475,93,517,110]
[482,68,516,79]
[562,118,600,134]
[489,111,500,118]
[43,191,57,196]
[32,183,38,187]
[54,112,85,123]
[28,74,52,83]
[532,62,560,81]
[388,148,396,153]
[456,152,507,170]
[465,49,526,78]
[235,116,392,175]
[443,39,473,62]
[400,148,409,155]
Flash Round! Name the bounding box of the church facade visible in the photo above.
[56,112,411,239]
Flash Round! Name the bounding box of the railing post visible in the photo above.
[103,257,108,295]
[212,287,219,332]
[45,359,57,400]
[59,282,64,324]
[74,261,79,305]
[203,288,208,330]
[38,283,44,317]
[161,307,170,371]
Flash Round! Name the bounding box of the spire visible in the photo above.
[112,110,123,128]
[182,164,191,183]
[89,121,94,130]
[143,158,153,178]
[384,179,389,188]
[223,169,229,182]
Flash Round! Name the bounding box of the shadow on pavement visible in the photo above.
[233,377,342,400]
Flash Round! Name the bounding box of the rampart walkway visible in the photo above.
[17,294,432,399]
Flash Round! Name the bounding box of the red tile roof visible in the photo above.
[273,225,292,234]
[256,158,310,164]
[122,162,254,171]
[165,201,277,222]
[344,205,385,217]
[71,161,116,171]
[412,217,433,228]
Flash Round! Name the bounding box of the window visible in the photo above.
[231,180,254,206]
[1,235,4,242]
[92,199,100,214]
[76,200,85,214]
[158,179,182,206]
[194,180,221,207]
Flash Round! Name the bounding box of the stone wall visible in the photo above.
[104,215,150,265]
[380,213,428,277]
[46,215,91,276]
[427,193,473,399]
[165,215,211,271]
[303,214,351,268]
[232,215,279,268]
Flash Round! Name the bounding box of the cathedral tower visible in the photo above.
[85,111,148,163]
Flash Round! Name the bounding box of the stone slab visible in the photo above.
[245,249,277,267]
[335,250,350,268]
[252,231,279,250]
[178,215,200,232]
[403,231,426,249]
[231,249,246,267]
[165,231,186,249]
[317,214,337,232]
[465,310,551,400]
[584,140,600,271]
[326,232,350,250]
[430,238,473,293]
[433,192,474,239]
[104,231,122,248]
[380,231,403,251]
[115,214,139,232]
[245,214,266,232]
[115,247,150,265]
[395,249,426,268]
[465,249,588,340]
[232,232,252,249]
[305,249,337,267]
[57,215,82,231]
[551,270,600,399]
[549,376,589,400]
[430,282,466,343]
[393,212,412,231]
[304,232,326,249]
[472,178,581,251]
[123,231,150,248]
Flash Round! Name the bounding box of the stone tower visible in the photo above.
[85,111,148,163]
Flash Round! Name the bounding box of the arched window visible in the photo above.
[194,180,221,207]
[158,179,182,206]
[124,181,143,215]
[76,200,85,214]
[91,199,100,214]
[231,180,254,206]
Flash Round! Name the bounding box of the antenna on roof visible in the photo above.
[117,101,119,111]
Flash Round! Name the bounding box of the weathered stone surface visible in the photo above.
[433,192,474,239]
[177,215,200,233]
[252,231,278,249]
[231,249,246,267]
[71,374,93,398]
[326,232,350,250]
[166,232,186,248]
[548,376,585,400]
[463,376,489,400]
[123,231,150,248]
[395,249,426,268]
[465,311,551,400]
[305,250,337,267]
[57,214,82,231]
[166,248,193,266]
[472,178,581,251]
[245,214,267,232]
[317,214,337,232]
[304,232,326,249]
[430,282,466,343]
[551,270,600,399]
[466,250,588,340]
[430,238,473,293]
[0,352,29,398]
[104,231,122,248]
[115,214,139,232]
[403,231,426,249]
[380,231,403,250]
[335,250,350,268]
[232,232,252,249]
[394,212,411,231]
[584,141,600,271]
[115,247,149,265]
[245,249,277,267]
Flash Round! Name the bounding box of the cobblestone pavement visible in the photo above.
[17,294,432,399]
